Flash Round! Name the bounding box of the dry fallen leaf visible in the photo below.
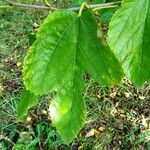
[96,94,101,99]
[110,92,117,99]
[17,62,22,67]
[0,63,4,69]
[124,92,131,99]
[33,22,39,28]
[85,129,100,138]
[99,126,105,132]
[141,115,148,128]
[26,116,32,122]
[139,96,145,100]
[42,109,47,115]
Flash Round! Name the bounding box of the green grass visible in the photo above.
[0,2,150,150]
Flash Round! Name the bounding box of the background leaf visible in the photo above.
[17,89,39,120]
[108,0,150,88]
[49,67,86,143]
[78,10,123,86]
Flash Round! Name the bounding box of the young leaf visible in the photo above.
[17,89,39,120]
[108,0,150,88]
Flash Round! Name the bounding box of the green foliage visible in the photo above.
[17,89,39,120]
[1,1,150,148]
[23,9,123,143]
[108,0,150,88]
[23,10,123,95]
[12,121,63,150]
[11,0,150,144]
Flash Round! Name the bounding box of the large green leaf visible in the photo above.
[108,0,150,87]
[24,10,86,143]
[17,89,39,120]
[23,10,123,95]
[78,11,123,86]
[49,67,85,143]
[23,10,78,95]
[23,10,123,143]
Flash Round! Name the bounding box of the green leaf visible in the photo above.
[23,10,78,95]
[14,144,24,150]
[24,10,123,95]
[100,8,118,24]
[108,0,150,87]
[49,67,85,143]
[28,33,36,46]
[17,89,39,120]
[78,10,123,86]
[23,10,123,143]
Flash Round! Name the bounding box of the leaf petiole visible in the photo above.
[44,0,51,7]
[78,2,90,17]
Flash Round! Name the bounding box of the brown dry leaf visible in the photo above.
[141,115,148,128]
[96,94,101,99]
[0,63,4,69]
[139,96,145,100]
[26,116,32,122]
[124,92,131,99]
[110,92,117,99]
[98,126,105,132]
[85,129,100,138]
[33,22,39,28]
[17,62,22,67]
[42,109,47,115]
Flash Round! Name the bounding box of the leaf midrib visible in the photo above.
[81,17,113,84]
[66,18,83,138]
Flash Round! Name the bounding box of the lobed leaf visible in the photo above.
[23,9,123,143]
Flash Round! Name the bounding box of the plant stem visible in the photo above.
[44,0,51,7]
[93,4,119,11]
[4,0,122,11]
[4,0,58,10]
[78,2,90,17]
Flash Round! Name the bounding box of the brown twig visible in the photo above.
[4,0,122,11]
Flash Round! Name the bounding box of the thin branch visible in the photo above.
[4,0,122,11]
[70,1,122,11]
[4,0,58,10]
